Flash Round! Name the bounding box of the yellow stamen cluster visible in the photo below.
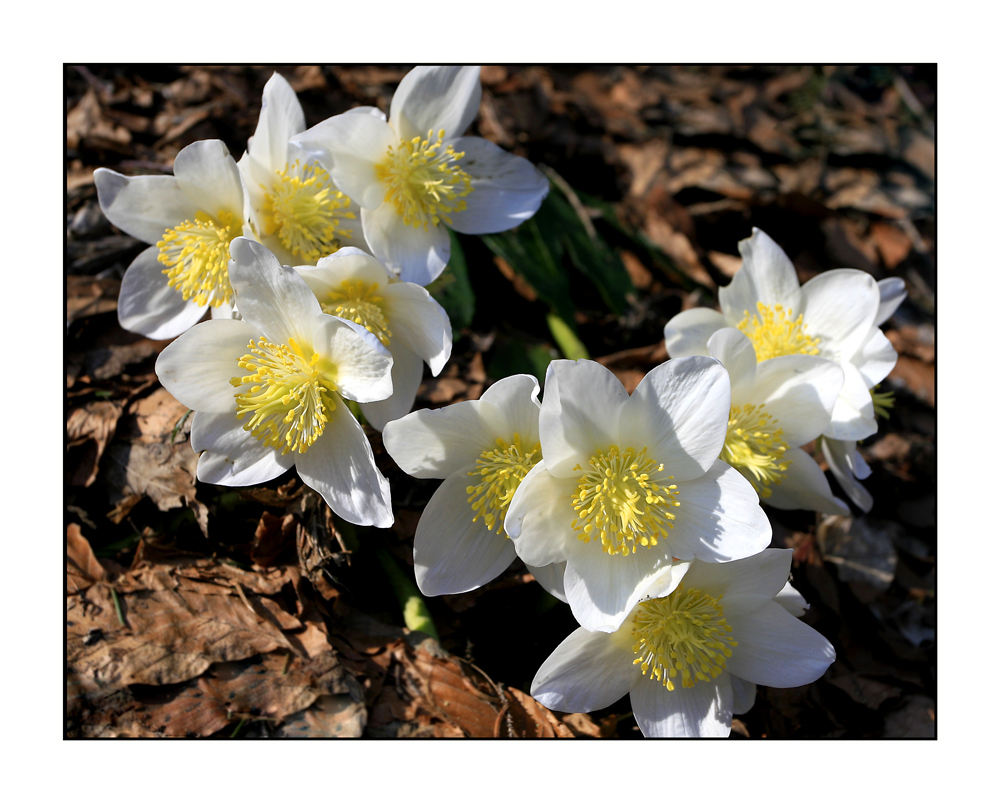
[230,336,338,455]
[737,302,821,361]
[157,210,240,308]
[631,584,737,691]
[572,445,680,556]
[467,433,541,537]
[375,129,473,230]
[722,403,790,498]
[322,279,393,347]
[262,160,355,262]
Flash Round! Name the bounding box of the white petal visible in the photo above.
[749,355,844,446]
[670,461,772,563]
[295,395,393,527]
[707,328,758,400]
[720,228,803,320]
[663,307,727,358]
[529,561,567,603]
[173,140,245,217]
[774,581,809,617]
[852,328,898,387]
[310,315,393,403]
[361,203,450,286]
[117,246,208,339]
[389,66,482,142]
[248,72,306,173]
[382,399,508,479]
[228,238,322,345]
[94,169,196,244]
[876,277,907,325]
[531,627,633,713]
[618,356,731,482]
[824,362,877,441]
[765,447,850,515]
[380,281,452,374]
[561,545,675,633]
[681,547,793,603]
[359,341,424,431]
[730,676,757,716]
[292,112,394,209]
[344,105,387,122]
[725,601,835,687]
[479,374,541,445]
[191,410,294,485]
[155,318,258,413]
[296,247,391,295]
[800,269,880,362]
[412,469,517,595]
[537,360,629,479]
[820,437,873,513]
[630,673,732,738]
[504,461,578,566]
[446,136,548,234]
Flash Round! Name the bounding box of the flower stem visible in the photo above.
[375,547,439,641]
[345,399,369,427]
[546,312,589,360]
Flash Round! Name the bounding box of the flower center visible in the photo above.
[736,302,821,360]
[230,336,338,455]
[631,583,737,691]
[721,403,789,498]
[321,279,392,347]
[374,129,473,230]
[466,433,540,537]
[572,445,680,556]
[262,160,355,262]
[157,210,240,308]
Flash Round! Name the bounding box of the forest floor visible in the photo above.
[65,64,935,738]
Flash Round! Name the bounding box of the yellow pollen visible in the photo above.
[157,210,240,308]
[737,301,821,360]
[466,433,541,537]
[721,403,790,498]
[631,583,737,691]
[230,336,338,455]
[375,128,473,230]
[262,160,355,262]
[571,445,680,556]
[321,279,392,347]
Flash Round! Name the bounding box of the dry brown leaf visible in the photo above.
[67,88,131,150]
[67,276,120,324]
[67,524,107,593]
[498,687,574,738]
[67,400,123,487]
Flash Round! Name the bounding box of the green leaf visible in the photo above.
[487,336,558,384]
[427,230,476,336]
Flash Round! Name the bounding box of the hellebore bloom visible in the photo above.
[663,228,893,441]
[95,140,252,339]
[294,247,451,430]
[383,374,558,595]
[531,549,835,737]
[821,276,907,512]
[707,328,849,515]
[155,238,394,527]
[505,358,771,633]
[239,72,366,267]
[292,65,549,285]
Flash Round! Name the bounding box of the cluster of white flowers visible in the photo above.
[95,66,906,738]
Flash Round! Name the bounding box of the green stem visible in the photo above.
[375,547,439,641]
[546,312,589,360]
[345,399,368,427]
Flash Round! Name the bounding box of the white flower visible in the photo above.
[504,358,771,632]
[95,140,252,339]
[664,228,895,441]
[382,374,553,595]
[293,247,451,430]
[707,328,849,515]
[155,237,394,527]
[531,549,835,737]
[291,65,549,286]
[239,72,367,267]
[821,277,907,512]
